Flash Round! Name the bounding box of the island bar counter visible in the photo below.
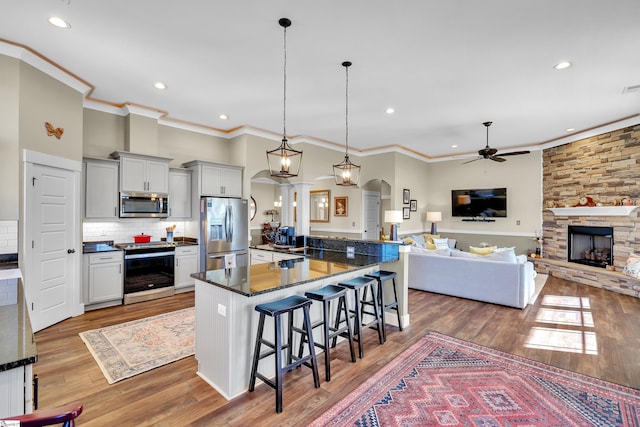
[192,250,399,400]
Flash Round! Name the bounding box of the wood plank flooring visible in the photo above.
[33,275,640,426]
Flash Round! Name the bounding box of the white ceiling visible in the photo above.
[3,0,640,161]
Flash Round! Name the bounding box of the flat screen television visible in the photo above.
[451,188,507,218]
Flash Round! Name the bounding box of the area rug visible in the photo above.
[311,332,640,426]
[79,308,194,384]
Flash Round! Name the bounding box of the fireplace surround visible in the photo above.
[567,225,613,268]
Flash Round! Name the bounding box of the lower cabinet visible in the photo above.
[83,252,123,310]
[175,245,198,291]
[250,248,304,264]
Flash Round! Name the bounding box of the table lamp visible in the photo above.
[384,210,403,241]
[426,211,442,235]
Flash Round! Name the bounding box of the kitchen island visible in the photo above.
[0,266,37,418]
[192,248,399,399]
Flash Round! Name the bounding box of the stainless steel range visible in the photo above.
[116,242,175,304]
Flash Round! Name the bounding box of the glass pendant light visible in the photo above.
[333,61,361,186]
[266,18,302,178]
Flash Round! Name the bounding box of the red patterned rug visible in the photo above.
[311,332,640,426]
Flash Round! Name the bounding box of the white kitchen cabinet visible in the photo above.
[250,248,303,264]
[83,252,123,309]
[111,151,171,194]
[272,251,304,262]
[184,160,243,197]
[175,245,199,291]
[250,248,272,264]
[169,168,192,219]
[84,158,119,219]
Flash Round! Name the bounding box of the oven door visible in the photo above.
[124,251,175,294]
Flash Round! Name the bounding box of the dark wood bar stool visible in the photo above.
[248,295,320,413]
[334,276,383,358]
[298,284,356,381]
[364,270,403,342]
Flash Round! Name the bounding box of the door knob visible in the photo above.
[67,249,76,254]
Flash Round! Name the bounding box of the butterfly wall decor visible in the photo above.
[45,122,64,139]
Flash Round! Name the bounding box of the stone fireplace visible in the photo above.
[567,225,613,268]
[537,123,640,297]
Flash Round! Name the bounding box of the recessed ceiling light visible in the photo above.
[451,144,458,148]
[565,128,575,132]
[219,114,228,120]
[48,16,71,29]
[554,61,572,70]
[154,82,167,90]
[385,108,395,114]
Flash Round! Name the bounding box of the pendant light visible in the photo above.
[266,17,302,178]
[333,61,361,186]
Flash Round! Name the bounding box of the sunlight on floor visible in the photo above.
[525,294,598,355]
[524,327,598,354]
[535,308,594,327]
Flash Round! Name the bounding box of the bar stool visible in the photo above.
[298,284,356,381]
[334,276,383,358]
[248,295,320,413]
[364,270,403,342]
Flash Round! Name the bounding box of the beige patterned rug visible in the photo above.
[79,308,195,384]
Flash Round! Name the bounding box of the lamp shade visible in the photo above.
[426,211,442,222]
[384,210,403,224]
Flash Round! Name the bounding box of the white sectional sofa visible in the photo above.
[407,248,536,309]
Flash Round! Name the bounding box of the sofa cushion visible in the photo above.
[451,249,480,259]
[469,245,497,255]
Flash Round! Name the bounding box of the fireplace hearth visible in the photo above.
[568,225,613,268]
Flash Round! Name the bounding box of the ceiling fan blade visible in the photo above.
[498,150,530,156]
[489,156,506,162]
[462,157,482,164]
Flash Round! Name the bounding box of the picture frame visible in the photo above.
[410,199,417,212]
[403,189,410,204]
[334,196,348,216]
[403,207,410,220]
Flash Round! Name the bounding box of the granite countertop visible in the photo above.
[82,240,117,253]
[193,248,398,297]
[0,273,37,372]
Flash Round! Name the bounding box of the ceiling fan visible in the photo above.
[464,121,530,164]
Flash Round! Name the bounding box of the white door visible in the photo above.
[26,162,78,331]
[363,191,380,240]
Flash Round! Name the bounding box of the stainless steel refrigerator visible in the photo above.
[200,197,249,270]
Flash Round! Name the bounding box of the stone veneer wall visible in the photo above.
[539,123,640,296]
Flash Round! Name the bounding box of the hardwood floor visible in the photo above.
[33,275,640,426]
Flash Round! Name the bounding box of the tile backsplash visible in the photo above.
[83,220,191,244]
[0,220,18,254]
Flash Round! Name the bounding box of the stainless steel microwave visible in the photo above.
[120,192,169,218]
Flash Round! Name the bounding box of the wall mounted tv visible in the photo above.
[451,188,507,218]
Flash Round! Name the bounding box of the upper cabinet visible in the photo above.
[84,157,119,219]
[169,168,192,219]
[110,151,171,194]
[184,160,243,198]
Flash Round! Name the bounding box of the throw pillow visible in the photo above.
[484,249,517,263]
[623,253,640,279]
[411,234,426,246]
[469,245,497,256]
[423,234,440,244]
[433,238,449,250]
[426,241,437,250]
[494,246,516,253]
